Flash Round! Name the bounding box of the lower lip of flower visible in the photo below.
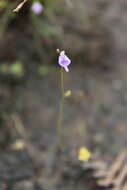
[64,66,69,72]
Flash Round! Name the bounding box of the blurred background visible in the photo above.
[1,0,127,190]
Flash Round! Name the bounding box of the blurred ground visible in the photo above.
[1,0,127,190]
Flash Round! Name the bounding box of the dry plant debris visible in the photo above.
[83,150,127,190]
[13,0,28,12]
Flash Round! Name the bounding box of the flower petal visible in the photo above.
[58,50,71,71]
[64,65,69,72]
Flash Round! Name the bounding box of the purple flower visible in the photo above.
[58,51,71,72]
[31,2,43,15]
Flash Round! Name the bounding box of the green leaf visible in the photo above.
[37,65,49,77]
[10,62,24,77]
[0,1,8,8]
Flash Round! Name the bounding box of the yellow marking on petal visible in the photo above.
[64,90,72,97]
[78,147,91,162]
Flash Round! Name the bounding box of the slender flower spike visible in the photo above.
[58,51,71,72]
[31,1,43,15]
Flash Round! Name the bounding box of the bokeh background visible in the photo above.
[0,0,127,190]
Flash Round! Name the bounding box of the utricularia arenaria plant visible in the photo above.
[57,50,71,148]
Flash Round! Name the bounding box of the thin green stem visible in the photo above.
[57,67,65,147]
